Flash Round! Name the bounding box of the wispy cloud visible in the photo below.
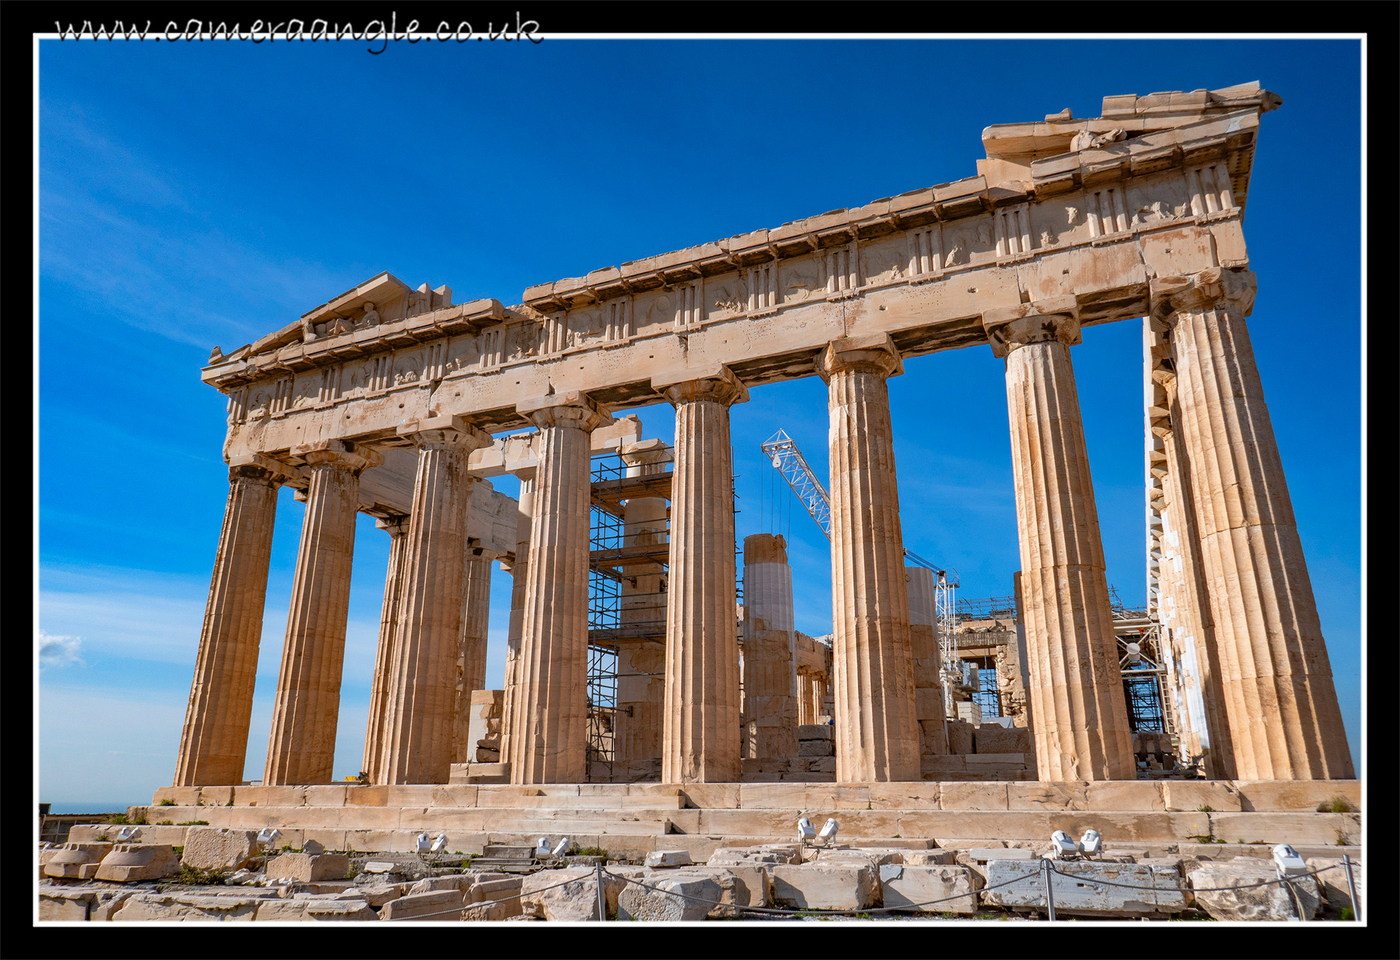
[38,631,83,669]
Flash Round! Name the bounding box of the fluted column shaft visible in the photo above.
[454,548,495,763]
[362,514,410,782]
[1158,269,1353,779]
[659,369,747,783]
[741,533,799,761]
[990,306,1135,781]
[498,471,534,769]
[821,335,920,782]
[378,416,490,785]
[906,566,949,757]
[265,441,377,786]
[175,461,285,786]
[508,394,612,784]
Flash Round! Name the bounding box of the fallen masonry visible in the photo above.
[38,842,1362,922]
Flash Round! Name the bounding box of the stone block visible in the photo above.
[520,866,627,921]
[982,860,1189,915]
[45,842,114,880]
[770,863,877,911]
[914,687,943,720]
[1208,812,1360,847]
[406,874,476,896]
[1006,782,1089,811]
[798,739,835,757]
[1187,861,1321,921]
[974,724,1029,754]
[379,889,466,921]
[945,720,974,755]
[617,874,721,921]
[673,865,769,913]
[94,844,181,882]
[644,849,693,868]
[110,893,261,921]
[181,827,261,871]
[463,876,524,920]
[1305,857,1363,917]
[264,852,352,883]
[805,756,837,774]
[796,724,833,741]
[903,849,958,865]
[880,864,983,913]
[39,889,96,921]
[1235,780,1360,813]
[254,898,379,921]
[1160,780,1242,813]
[967,848,1036,862]
[940,782,1009,811]
[356,881,408,907]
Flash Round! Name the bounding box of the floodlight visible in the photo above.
[414,832,431,853]
[797,817,816,841]
[536,837,553,857]
[552,837,573,858]
[1272,844,1307,878]
[1079,829,1102,858]
[430,834,448,854]
[115,826,134,842]
[257,828,281,848]
[1049,830,1078,859]
[819,818,839,843]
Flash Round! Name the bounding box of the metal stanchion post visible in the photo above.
[1041,858,1056,922]
[596,861,608,921]
[1342,854,1360,922]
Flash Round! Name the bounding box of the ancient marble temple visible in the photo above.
[175,82,1353,790]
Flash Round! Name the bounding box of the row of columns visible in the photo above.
[177,266,1350,786]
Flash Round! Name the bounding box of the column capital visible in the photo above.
[1150,268,1256,322]
[518,390,614,433]
[982,296,1081,358]
[290,439,383,473]
[226,454,301,487]
[817,333,903,382]
[620,438,673,472]
[396,414,494,452]
[653,365,749,407]
[374,513,411,537]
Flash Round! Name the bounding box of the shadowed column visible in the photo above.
[497,468,534,772]
[906,566,949,759]
[741,533,799,763]
[362,513,410,783]
[1155,268,1354,779]
[379,415,492,785]
[820,334,920,782]
[265,440,379,786]
[508,393,613,784]
[657,367,747,784]
[454,545,496,763]
[175,457,292,786]
[986,300,1135,781]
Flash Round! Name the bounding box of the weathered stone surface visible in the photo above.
[357,881,408,907]
[265,852,351,883]
[406,874,476,896]
[110,893,261,921]
[981,859,1189,915]
[1305,857,1363,917]
[617,874,722,921]
[181,827,261,871]
[45,842,114,880]
[462,876,524,920]
[94,843,181,882]
[881,864,983,913]
[770,863,877,911]
[1187,860,1320,921]
[644,849,693,868]
[254,898,379,921]
[39,888,98,921]
[797,724,833,741]
[519,866,627,921]
[379,889,465,921]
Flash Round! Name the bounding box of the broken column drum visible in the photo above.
[180,82,1352,789]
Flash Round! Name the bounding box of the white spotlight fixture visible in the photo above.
[1079,829,1102,858]
[414,832,431,854]
[552,837,573,858]
[115,826,135,842]
[818,818,839,845]
[797,817,816,842]
[535,837,553,858]
[1272,844,1307,878]
[1049,830,1078,859]
[257,828,281,849]
[430,833,448,854]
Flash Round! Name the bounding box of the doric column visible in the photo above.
[741,533,799,762]
[497,468,534,770]
[819,334,920,782]
[656,367,748,784]
[265,440,379,786]
[985,299,1135,781]
[362,513,410,783]
[378,415,492,785]
[906,566,949,757]
[454,544,496,764]
[508,393,613,784]
[175,457,292,786]
[1153,268,1354,779]
[1153,370,1235,780]
[614,439,671,778]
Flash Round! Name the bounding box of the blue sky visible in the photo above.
[36,36,1363,809]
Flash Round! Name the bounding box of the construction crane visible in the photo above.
[760,429,964,715]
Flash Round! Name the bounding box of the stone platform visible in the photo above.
[88,779,1361,863]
